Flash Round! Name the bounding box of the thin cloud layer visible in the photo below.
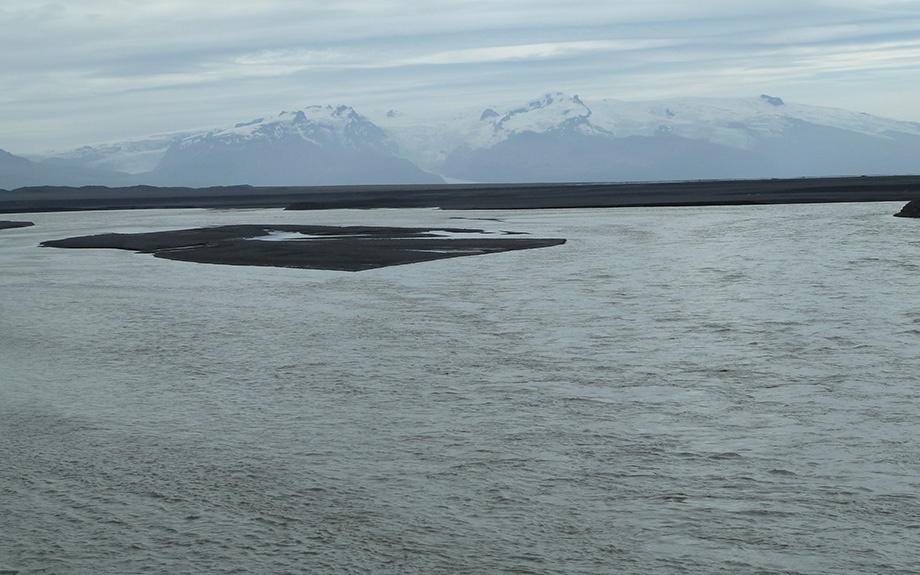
[2,0,919,152]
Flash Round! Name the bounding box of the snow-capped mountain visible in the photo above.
[375,93,611,175]
[152,105,442,186]
[378,92,920,182]
[10,92,920,189]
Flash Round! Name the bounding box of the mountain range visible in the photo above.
[3,93,920,189]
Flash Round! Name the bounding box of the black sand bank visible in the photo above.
[0,220,34,230]
[42,225,566,272]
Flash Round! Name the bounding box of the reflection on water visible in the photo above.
[2,203,920,574]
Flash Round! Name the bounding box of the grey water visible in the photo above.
[2,203,920,574]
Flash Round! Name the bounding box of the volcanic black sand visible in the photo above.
[0,220,34,230]
[42,225,566,272]
[5,175,920,213]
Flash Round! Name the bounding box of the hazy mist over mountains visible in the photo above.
[4,93,920,190]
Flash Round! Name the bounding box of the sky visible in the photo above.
[3,0,920,153]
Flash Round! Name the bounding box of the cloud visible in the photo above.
[2,0,920,152]
[400,39,681,66]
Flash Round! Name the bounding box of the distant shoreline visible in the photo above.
[3,175,920,214]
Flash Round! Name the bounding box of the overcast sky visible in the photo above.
[3,0,920,153]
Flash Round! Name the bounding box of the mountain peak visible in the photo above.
[518,92,585,113]
[528,92,562,109]
[480,108,500,121]
[760,94,785,107]
[489,92,592,134]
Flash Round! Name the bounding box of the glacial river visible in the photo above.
[2,203,919,574]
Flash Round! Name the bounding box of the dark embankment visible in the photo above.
[0,220,34,229]
[4,175,920,214]
[42,225,566,272]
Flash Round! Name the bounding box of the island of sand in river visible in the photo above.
[41,224,566,272]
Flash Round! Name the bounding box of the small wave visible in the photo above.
[707,451,743,460]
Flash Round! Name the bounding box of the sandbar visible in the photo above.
[42,224,566,272]
[0,220,34,230]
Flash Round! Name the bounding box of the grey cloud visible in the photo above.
[2,0,920,152]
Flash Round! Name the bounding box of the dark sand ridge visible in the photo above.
[0,220,34,230]
[42,225,567,272]
[4,175,920,214]
[894,199,920,218]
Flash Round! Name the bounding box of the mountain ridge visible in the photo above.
[4,93,920,189]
